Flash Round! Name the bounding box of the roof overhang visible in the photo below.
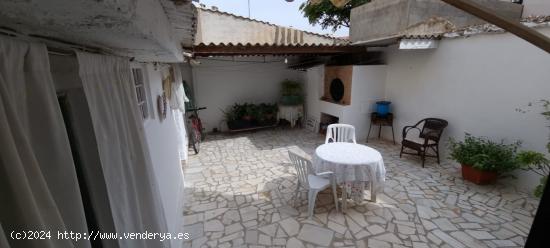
[192,43,367,57]
[351,35,402,47]
[0,0,196,62]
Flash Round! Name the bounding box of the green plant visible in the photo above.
[243,103,259,119]
[281,80,304,105]
[281,80,302,96]
[516,99,550,198]
[299,0,371,31]
[517,151,549,197]
[222,103,248,121]
[221,107,237,122]
[223,103,279,124]
[256,103,278,124]
[448,133,520,173]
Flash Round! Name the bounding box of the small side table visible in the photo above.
[278,105,304,128]
[367,112,395,144]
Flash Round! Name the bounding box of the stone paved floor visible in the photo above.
[182,128,539,248]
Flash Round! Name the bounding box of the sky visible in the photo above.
[195,0,349,37]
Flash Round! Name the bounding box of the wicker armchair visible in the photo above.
[400,118,448,167]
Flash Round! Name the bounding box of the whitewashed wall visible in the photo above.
[523,0,550,17]
[141,63,186,248]
[304,65,387,140]
[347,66,388,140]
[193,57,303,132]
[383,28,550,191]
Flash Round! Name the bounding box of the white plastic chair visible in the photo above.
[288,151,339,218]
[325,124,357,144]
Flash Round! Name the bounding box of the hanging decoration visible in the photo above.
[157,93,167,121]
[162,66,175,99]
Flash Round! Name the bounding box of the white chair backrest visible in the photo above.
[325,124,356,144]
[288,151,313,187]
[305,116,318,133]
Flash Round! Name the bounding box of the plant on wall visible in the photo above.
[516,100,550,198]
[280,79,303,105]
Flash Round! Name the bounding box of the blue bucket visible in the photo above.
[376,101,391,116]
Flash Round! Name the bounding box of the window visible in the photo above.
[131,68,150,120]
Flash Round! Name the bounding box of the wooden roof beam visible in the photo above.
[192,45,366,57]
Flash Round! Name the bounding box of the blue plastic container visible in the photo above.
[376,101,391,116]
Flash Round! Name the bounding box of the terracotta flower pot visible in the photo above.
[461,164,497,185]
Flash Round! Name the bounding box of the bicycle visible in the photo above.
[186,107,206,154]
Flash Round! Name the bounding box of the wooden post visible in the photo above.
[439,0,550,53]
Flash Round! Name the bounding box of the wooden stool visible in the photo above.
[367,112,395,144]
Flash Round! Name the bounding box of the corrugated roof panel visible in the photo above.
[195,7,348,46]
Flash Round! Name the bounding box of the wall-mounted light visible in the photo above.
[399,39,439,50]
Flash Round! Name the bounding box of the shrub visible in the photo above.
[516,99,550,198]
[448,134,520,173]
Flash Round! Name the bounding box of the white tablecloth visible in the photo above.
[313,143,386,204]
[278,105,303,127]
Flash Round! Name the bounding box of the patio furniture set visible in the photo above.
[290,120,448,218]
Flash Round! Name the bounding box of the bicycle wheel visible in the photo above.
[191,129,201,154]
[197,119,206,141]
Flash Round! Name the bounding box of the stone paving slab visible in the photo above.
[181,129,539,248]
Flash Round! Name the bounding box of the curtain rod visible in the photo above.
[0,27,110,56]
[1,27,167,63]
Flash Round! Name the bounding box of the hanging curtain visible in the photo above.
[0,36,90,248]
[76,52,169,248]
[170,67,189,161]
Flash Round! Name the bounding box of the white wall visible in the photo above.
[345,66,388,140]
[383,28,550,191]
[304,65,388,140]
[193,57,303,132]
[523,0,550,17]
[141,63,186,248]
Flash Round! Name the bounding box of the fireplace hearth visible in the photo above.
[319,113,339,135]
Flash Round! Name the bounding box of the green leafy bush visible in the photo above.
[222,102,278,125]
[280,80,304,105]
[517,151,549,198]
[448,134,520,173]
[516,99,550,198]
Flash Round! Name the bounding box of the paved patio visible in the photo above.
[181,129,539,248]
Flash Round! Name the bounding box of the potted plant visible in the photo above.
[280,79,303,105]
[242,103,258,123]
[258,103,278,126]
[222,104,241,130]
[223,103,252,130]
[448,134,520,185]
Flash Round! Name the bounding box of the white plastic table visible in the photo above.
[313,142,386,212]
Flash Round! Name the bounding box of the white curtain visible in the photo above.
[170,70,189,161]
[76,52,169,248]
[0,36,90,248]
